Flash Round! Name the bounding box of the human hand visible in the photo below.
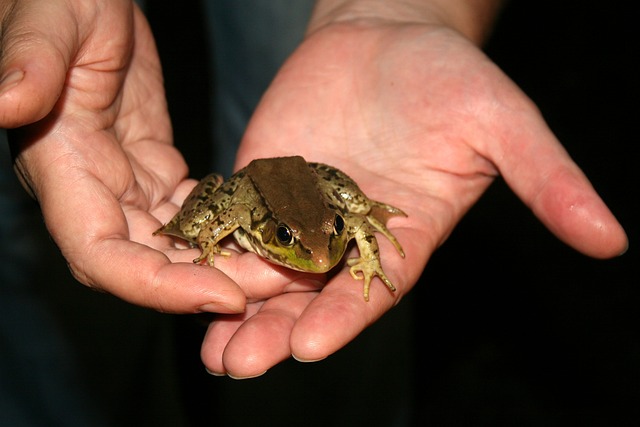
[0,0,312,314]
[200,11,628,377]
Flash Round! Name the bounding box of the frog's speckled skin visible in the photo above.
[154,156,406,301]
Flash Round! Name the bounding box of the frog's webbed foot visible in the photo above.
[349,227,398,301]
[347,257,396,302]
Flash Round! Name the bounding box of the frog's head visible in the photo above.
[256,212,350,273]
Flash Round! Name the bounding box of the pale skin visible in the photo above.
[0,0,628,378]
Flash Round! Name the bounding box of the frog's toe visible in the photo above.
[193,251,211,265]
[347,258,396,301]
[193,247,231,267]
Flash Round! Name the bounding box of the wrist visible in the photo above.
[308,0,504,44]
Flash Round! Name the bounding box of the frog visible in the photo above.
[154,155,406,301]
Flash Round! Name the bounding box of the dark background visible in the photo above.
[150,2,638,426]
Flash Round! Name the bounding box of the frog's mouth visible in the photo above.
[232,228,347,274]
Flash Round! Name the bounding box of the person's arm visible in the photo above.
[308,0,504,44]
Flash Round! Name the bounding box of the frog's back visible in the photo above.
[246,156,332,231]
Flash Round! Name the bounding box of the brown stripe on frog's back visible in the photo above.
[245,156,334,235]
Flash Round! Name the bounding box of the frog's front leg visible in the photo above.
[193,204,251,266]
[348,225,397,301]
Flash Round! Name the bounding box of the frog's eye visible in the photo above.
[276,223,295,246]
[333,214,345,236]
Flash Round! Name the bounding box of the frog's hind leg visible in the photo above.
[193,204,251,266]
[194,239,232,266]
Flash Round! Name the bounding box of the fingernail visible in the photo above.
[292,354,327,363]
[227,370,268,380]
[198,302,245,314]
[205,367,227,377]
[618,241,629,256]
[0,70,24,96]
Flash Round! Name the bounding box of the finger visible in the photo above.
[486,91,627,258]
[202,293,317,379]
[200,303,264,376]
[214,253,327,300]
[78,238,247,314]
[288,275,397,362]
[0,1,79,127]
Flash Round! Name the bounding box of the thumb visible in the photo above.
[0,1,77,128]
[493,107,628,259]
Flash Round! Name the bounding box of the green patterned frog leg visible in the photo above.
[194,204,251,266]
